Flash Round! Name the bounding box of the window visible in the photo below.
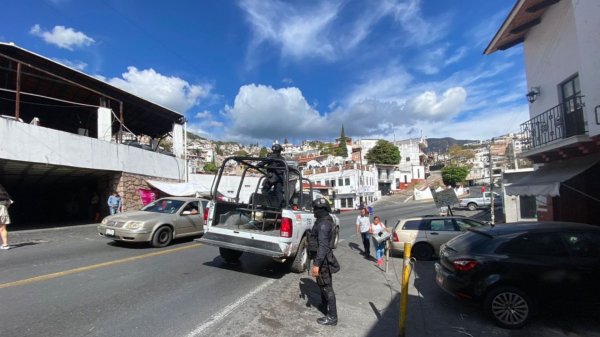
[401,220,422,230]
[406,157,410,162]
[338,178,343,186]
[340,197,353,208]
[182,201,200,215]
[454,219,485,231]
[519,196,537,219]
[331,179,336,187]
[345,178,350,185]
[427,219,456,231]
[561,232,600,258]
[497,233,568,257]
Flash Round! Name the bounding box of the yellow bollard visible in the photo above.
[399,242,412,337]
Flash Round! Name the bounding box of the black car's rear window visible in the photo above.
[496,232,569,257]
[446,230,492,253]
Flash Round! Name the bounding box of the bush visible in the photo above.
[441,165,469,187]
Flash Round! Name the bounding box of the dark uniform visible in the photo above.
[258,143,285,207]
[310,198,338,326]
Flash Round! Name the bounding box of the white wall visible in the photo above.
[0,118,185,180]
[524,0,600,137]
[572,0,600,137]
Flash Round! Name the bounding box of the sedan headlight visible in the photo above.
[101,218,109,225]
[124,221,145,230]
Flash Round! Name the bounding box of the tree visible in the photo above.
[365,140,401,165]
[203,162,218,173]
[259,147,269,158]
[441,165,469,187]
[334,125,348,157]
[234,149,249,156]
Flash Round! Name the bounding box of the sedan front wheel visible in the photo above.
[151,226,173,248]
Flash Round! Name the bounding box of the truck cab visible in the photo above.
[197,156,339,273]
[459,191,502,211]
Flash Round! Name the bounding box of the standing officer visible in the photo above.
[310,198,339,326]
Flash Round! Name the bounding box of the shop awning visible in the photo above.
[505,155,600,196]
[146,180,211,197]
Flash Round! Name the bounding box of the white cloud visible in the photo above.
[105,67,212,113]
[53,58,87,71]
[30,24,94,50]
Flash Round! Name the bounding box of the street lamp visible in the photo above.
[526,87,540,103]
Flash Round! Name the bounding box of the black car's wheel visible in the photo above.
[219,247,243,263]
[151,226,173,248]
[412,243,434,260]
[467,203,477,211]
[484,286,533,329]
[290,236,308,273]
[332,227,339,249]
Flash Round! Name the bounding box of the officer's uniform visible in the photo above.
[259,144,285,207]
[310,198,338,325]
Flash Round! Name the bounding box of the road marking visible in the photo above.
[185,278,277,337]
[0,243,202,289]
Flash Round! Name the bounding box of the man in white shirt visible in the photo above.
[355,208,371,258]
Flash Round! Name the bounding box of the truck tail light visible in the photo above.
[452,259,478,272]
[280,217,293,238]
[203,207,209,225]
[393,231,399,242]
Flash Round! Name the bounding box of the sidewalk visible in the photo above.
[202,236,407,337]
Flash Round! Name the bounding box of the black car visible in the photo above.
[435,222,600,329]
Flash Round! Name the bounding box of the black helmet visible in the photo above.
[272,143,283,152]
[312,198,331,212]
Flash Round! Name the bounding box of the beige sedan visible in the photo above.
[98,197,208,247]
[390,216,488,260]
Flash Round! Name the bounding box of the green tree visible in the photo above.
[334,125,348,157]
[441,165,470,187]
[259,146,269,158]
[234,149,249,156]
[365,140,401,165]
[203,162,218,173]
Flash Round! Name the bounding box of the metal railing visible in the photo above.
[520,96,586,150]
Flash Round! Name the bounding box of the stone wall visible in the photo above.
[109,172,179,212]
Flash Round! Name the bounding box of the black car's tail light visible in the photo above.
[452,259,478,271]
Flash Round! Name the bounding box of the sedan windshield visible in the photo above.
[142,199,185,214]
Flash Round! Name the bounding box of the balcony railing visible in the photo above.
[520,96,586,151]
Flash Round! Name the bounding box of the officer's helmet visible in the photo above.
[312,197,332,213]
[272,143,283,153]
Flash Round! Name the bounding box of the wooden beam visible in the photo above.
[526,0,560,13]
[509,18,541,34]
[498,37,525,50]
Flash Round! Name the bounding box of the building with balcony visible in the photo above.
[485,0,600,224]
[0,43,187,227]
[302,164,379,211]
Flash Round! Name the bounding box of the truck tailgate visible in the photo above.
[196,228,289,257]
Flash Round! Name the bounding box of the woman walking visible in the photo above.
[0,185,13,250]
[370,216,390,266]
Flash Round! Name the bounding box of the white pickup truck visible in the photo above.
[197,156,340,273]
[459,192,501,211]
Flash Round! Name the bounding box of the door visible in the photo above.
[177,201,203,234]
[560,231,600,302]
[424,219,459,253]
[561,75,585,137]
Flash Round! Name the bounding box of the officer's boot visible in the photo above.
[317,315,338,326]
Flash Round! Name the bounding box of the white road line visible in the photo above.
[185,278,277,337]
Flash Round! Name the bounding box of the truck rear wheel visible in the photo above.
[290,236,308,273]
[219,247,243,263]
[467,203,477,211]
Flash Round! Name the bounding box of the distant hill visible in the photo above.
[425,137,478,153]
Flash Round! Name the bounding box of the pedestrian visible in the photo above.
[0,186,13,250]
[309,198,339,326]
[356,208,371,258]
[367,203,374,216]
[369,216,390,266]
[107,192,122,215]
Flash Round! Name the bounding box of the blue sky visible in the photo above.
[1,0,529,145]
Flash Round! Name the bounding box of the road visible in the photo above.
[0,198,436,337]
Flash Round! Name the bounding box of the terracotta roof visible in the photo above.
[484,0,560,55]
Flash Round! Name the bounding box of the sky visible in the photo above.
[0,0,529,145]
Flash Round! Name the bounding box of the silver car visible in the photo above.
[390,215,488,260]
[98,197,208,247]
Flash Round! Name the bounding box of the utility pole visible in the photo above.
[512,137,519,170]
[488,140,495,225]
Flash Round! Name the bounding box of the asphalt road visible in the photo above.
[0,198,438,337]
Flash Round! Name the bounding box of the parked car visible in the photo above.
[435,222,600,329]
[390,216,488,260]
[459,192,501,211]
[98,197,208,247]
